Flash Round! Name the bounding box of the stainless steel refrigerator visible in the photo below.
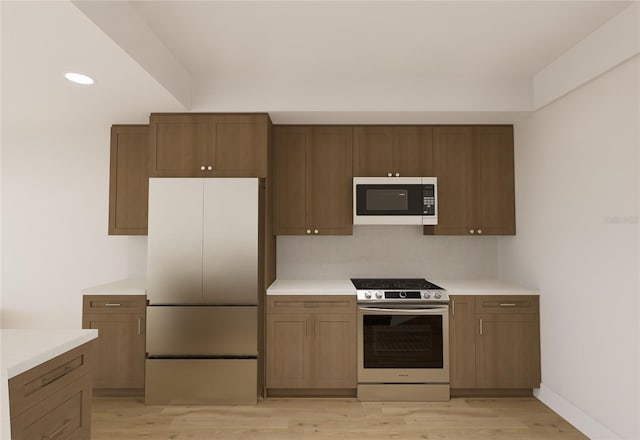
[145,178,260,405]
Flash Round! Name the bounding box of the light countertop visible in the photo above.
[81,278,146,295]
[267,279,356,295]
[1,329,99,439]
[267,279,538,295]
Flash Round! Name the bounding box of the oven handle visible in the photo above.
[358,306,448,315]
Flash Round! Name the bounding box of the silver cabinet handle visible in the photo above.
[105,303,121,307]
[207,165,213,171]
[44,418,73,440]
[387,172,392,177]
[479,319,483,335]
[469,230,475,234]
[306,229,311,235]
[477,229,483,235]
[395,172,399,177]
[313,229,319,234]
[451,298,455,317]
[200,165,206,171]
[500,303,517,307]
[137,318,142,335]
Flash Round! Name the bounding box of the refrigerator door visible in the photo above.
[202,178,258,305]
[146,306,257,357]
[148,178,204,304]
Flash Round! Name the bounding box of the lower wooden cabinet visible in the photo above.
[266,296,356,395]
[82,295,146,393]
[8,343,94,440]
[449,295,540,393]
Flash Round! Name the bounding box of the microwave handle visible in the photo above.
[358,306,448,315]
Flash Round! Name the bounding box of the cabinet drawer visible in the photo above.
[83,295,146,314]
[10,373,92,440]
[9,343,93,417]
[475,296,538,314]
[267,295,356,314]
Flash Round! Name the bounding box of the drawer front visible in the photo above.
[267,295,356,314]
[9,343,93,418]
[83,295,146,314]
[11,373,92,440]
[475,295,538,314]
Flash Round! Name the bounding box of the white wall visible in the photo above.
[278,226,498,280]
[0,129,146,329]
[499,56,639,439]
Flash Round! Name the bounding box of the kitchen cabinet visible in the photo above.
[9,342,94,440]
[109,125,149,235]
[266,296,357,395]
[449,295,540,394]
[273,126,353,235]
[353,126,433,177]
[425,125,515,236]
[148,113,269,177]
[82,295,146,393]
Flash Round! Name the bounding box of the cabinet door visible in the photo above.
[266,313,312,388]
[389,126,433,177]
[476,313,540,388]
[149,115,211,177]
[211,115,268,177]
[449,296,476,389]
[353,126,391,176]
[273,126,307,234]
[82,314,145,389]
[109,125,149,235]
[431,126,474,235]
[312,314,356,388]
[306,126,353,235]
[473,126,515,235]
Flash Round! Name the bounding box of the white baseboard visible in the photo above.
[534,384,620,440]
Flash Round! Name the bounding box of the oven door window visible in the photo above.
[362,314,443,369]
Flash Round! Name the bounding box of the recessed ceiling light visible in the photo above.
[65,72,94,85]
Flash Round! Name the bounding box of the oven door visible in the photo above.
[357,305,449,383]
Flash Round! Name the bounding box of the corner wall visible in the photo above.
[499,56,639,439]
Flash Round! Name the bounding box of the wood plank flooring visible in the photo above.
[91,397,587,439]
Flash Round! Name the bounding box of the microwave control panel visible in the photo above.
[423,184,436,215]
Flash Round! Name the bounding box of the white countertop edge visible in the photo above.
[1,329,99,379]
[81,278,147,295]
[267,279,356,295]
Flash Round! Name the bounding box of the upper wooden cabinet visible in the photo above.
[149,113,269,177]
[109,125,149,235]
[273,126,353,235]
[353,126,433,177]
[426,125,515,236]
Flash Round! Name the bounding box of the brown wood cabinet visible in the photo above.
[109,125,149,235]
[9,342,94,440]
[273,126,353,235]
[353,126,433,177]
[149,113,270,177]
[426,125,515,236]
[449,295,540,394]
[266,296,356,395]
[82,295,146,393]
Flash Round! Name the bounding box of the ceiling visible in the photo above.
[130,1,630,79]
[0,0,633,133]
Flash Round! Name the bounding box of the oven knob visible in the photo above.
[434,291,442,299]
[364,291,372,299]
[375,291,383,299]
[423,292,431,299]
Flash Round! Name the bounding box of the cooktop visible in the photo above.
[351,278,444,291]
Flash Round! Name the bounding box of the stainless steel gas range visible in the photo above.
[352,278,450,402]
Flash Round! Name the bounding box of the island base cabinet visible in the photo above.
[8,343,93,440]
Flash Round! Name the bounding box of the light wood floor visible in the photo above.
[91,396,587,439]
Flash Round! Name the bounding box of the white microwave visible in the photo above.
[353,177,438,225]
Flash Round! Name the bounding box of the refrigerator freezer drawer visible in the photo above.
[146,306,257,356]
[145,359,257,405]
